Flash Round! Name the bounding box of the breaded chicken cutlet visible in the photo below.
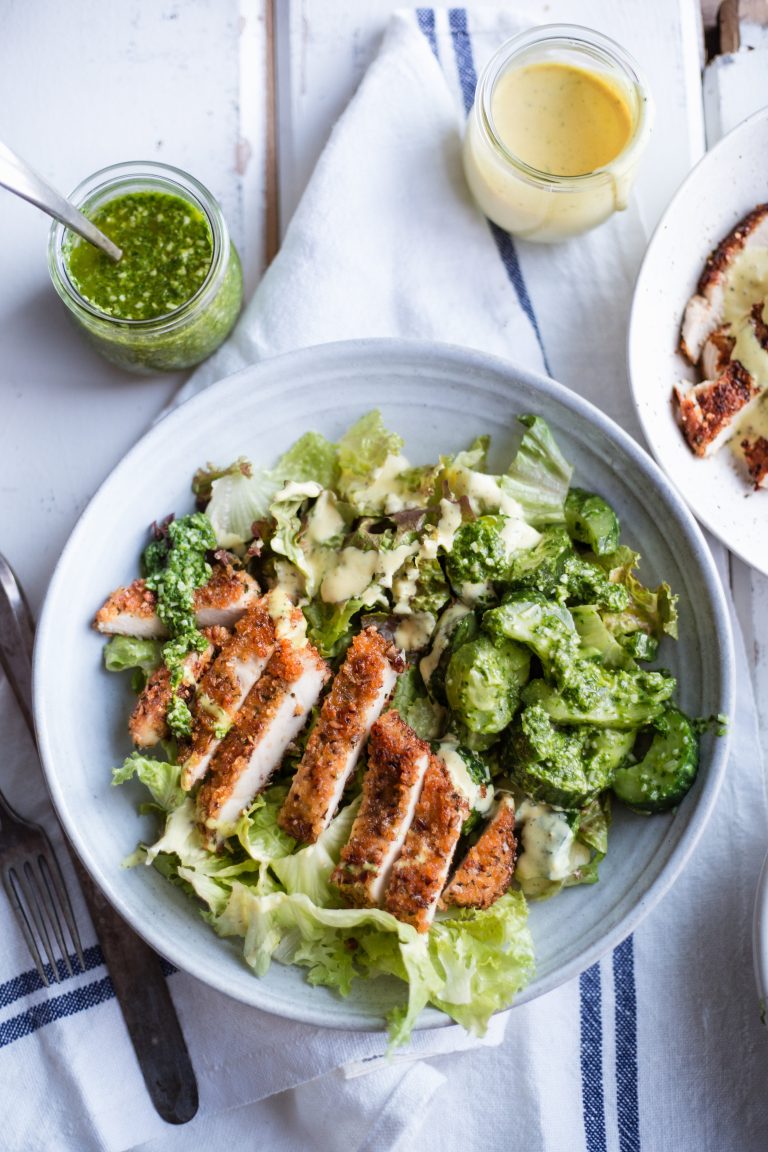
[179,598,294,789]
[196,639,330,840]
[94,563,259,638]
[331,710,430,908]
[441,795,517,910]
[278,627,403,843]
[383,755,468,932]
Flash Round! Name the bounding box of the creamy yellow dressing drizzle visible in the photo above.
[722,250,768,386]
[492,62,633,177]
[712,250,768,465]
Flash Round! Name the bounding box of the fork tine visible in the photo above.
[3,866,51,986]
[20,861,61,983]
[39,851,85,973]
[35,854,74,978]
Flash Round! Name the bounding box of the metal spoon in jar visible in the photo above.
[0,140,121,261]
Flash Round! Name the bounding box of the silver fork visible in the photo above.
[0,557,85,985]
[0,790,85,985]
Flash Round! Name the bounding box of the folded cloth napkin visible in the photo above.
[3,9,767,1152]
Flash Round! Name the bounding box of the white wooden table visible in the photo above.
[0,0,765,1142]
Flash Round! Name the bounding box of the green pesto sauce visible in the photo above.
[143,512,217,738]
[66,191,213,321]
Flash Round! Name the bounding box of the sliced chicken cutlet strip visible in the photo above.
[331,710,430,908]
[441,796,517,911]
[383,755,468,932]
[681,204,768,363]
[94,565,259,638]
[674,360,760,457]
[129,644,214,748]
[179,599,294,789]
[278,628,403,843]
[700,328,736,381]
[196,640,330,838]
[741,435,768,489]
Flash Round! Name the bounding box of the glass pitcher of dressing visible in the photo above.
[463,25,653,243]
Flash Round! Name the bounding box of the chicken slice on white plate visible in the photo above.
[178,598,297,790]
[196,640,330,840]
[680,204,768,364]
[278,627,403,844]
[94,563,259,638]
[700,327,736,381]
[441,795,517,911]
[674,360,760,457]
[330,710,430,908]
[742,435,768,490]
[382,754,468,932]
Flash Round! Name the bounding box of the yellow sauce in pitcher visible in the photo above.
[492,62,633,176]
[462,27,652,243]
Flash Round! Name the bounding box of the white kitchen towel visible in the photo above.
[3,9,767,1152]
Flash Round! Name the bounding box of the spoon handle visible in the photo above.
[0,141,121,261]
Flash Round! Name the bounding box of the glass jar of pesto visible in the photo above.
[47,162,243,374]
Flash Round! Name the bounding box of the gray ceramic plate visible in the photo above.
[34,339,734,1030]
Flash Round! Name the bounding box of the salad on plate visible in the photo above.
[94,411,699,1045]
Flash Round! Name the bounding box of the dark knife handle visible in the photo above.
[73,858,199,1124]
[0,553,199,1125]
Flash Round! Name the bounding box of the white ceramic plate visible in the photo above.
[35,339,734,1031]
[629,107,768,575]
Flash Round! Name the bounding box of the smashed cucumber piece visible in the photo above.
[503,706,613,809]
[565,488,621,556]
[444,515,512,603]
[619,631,659,662]
[612,708,699,813]
[523,666,676,730]
[505,526,573,597]
[445,634,530,735]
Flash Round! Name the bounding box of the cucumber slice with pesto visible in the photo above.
[611,708,698,813]
[565,488,620,556]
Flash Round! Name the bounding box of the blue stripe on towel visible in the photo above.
[0,975,116,1049]
[415,9,438,61]
[0,943,102,1009]
[447,7,477,115]
[580,963,608,1152]
[446,8,551,374]
[0,948,177,1047]
[614,936,641,1152]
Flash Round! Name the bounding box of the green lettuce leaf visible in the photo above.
[337,411,404,486]
[597,547,679,640]
[142,798,265,913]
[271,798,360,906]
[268,481,324,594]
[503,415,573,526]
[571,604,634,669]
[274,431,339,489]
[302,597,366,659]
[388,667,446,741]
[234,784,297,862]
[202,431,337,551]
[206,467,281,549]
[441,435,491,479]
[103,636,163,676]
[428,892,534,1032]
[211,884,533,1046]
[112,752,185,812]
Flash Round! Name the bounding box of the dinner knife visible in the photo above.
[0,554,199,1125]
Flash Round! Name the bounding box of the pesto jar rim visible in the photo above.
[47,161,231,332]
[474,24,654,192]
